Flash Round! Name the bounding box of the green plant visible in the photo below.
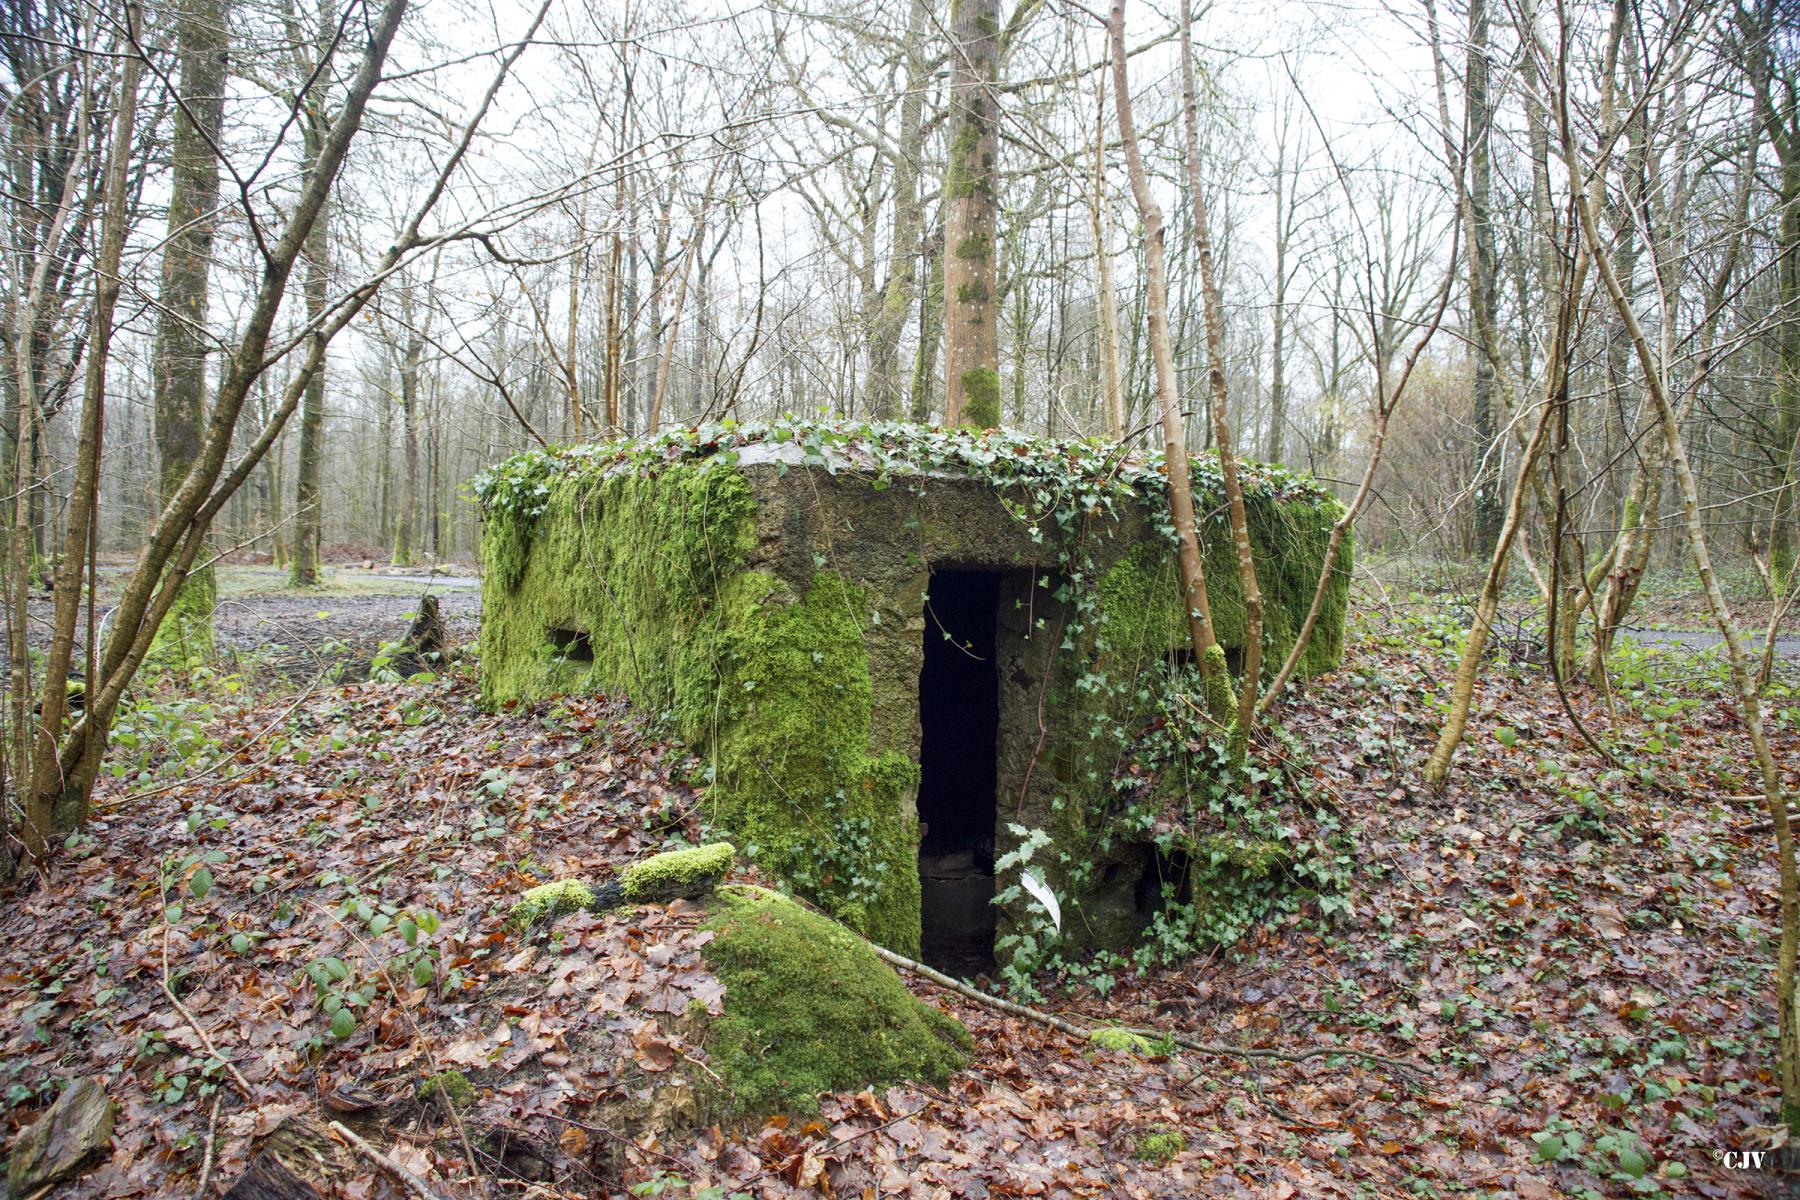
[992,825,1058,998]
[301,874,446,1038]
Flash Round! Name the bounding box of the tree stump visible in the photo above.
[384,594,447,676]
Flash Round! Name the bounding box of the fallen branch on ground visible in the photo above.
[868,943,1431,1084]
[328,1121,446,1200]
[161,883,254,1098]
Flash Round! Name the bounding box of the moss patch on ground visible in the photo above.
[509,879,597,930]
[621,842,734,902]
[418,1069,475,1108]
[698,886,966,1115]
[1134,1127,1187,1164]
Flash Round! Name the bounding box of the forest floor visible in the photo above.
[0,595,1794,1199]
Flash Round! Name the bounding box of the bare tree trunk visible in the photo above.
[392,290,423,566]
[911,219,943,423]
[867,0,928,421]
[150,0,227,669]
[648,165,721,433]
[1107,0,1232,725]
[290,83,330,586]
[1265,105,1299,464]
[22,2,143,855]
[943,0,1000,428]
[1178,0,1262,739]
[1090,71,1126,441]
[1468,0,1501,558]
[1423,245,1584,788]
[1745,0,1799,584]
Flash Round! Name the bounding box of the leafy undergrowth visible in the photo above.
[0,612,1790,1199]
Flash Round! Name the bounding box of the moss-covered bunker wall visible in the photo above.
[476,422,1350,957]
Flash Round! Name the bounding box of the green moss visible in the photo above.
[1088,1027,1157,1054]
[418,1069,475,1108]
[955,281,990,305]
[146,563,216,674]
[945,126,985,201]
[698,886,966,1115]
[1095,489,1350,683]
[483,463,918,949]
[683,570,922,952]
[510,878,596,930]
[621,842,735,902]
[953,232,992,261]
[959,368,1000,430]
[1134,1127,1187,1165]
[1197,834,1289,877]
[1200,643,1238,727]
[479,461,757,709]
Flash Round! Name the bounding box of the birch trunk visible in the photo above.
[1107,0,1233,724]
[1178,0,1263,739]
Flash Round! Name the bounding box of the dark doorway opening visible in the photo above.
[917,568,1000,976]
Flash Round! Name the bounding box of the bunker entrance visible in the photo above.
[917,568,1001,977]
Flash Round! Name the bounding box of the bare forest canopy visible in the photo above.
[0,0,1788,572]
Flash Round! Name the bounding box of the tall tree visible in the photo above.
[390,278,427,567]
[866,0,928,420]
[290,0,333,586]
[18,0,143,860]
[1743,0,1798,585]
[1179,0,1263,740]
[1467,0,1502,556]
[1108,0,1234,726]
[943,0,1000,428]
[150,0,229,667]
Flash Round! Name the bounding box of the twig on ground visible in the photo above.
[328,1120,448,1200]
[161,883,254,1098]
[869,943,1432,1084]
[195,1094,220,1197]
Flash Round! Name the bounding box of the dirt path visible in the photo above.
[1618,625,1800,658]
[210,577,481,674]
[11,564,482,681]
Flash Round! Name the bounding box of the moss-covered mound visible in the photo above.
[698,886,967,1114]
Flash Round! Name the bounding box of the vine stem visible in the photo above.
[867,941,1430,1082]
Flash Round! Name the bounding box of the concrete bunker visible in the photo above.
[475,422,1351,964]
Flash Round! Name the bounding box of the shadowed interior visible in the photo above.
[917,568,1000,976]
